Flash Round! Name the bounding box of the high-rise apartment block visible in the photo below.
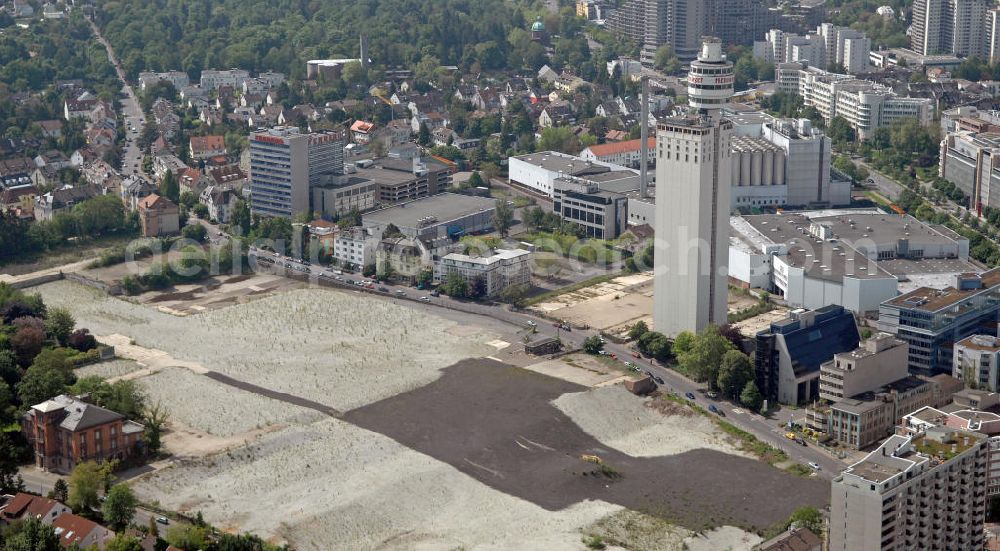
[911,0,998,60]
[830,427,988,551]
[653,38,733,335]
[754,24,870,74]
[248,126,344,218]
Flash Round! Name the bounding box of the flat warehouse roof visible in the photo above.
[363,192,495,228]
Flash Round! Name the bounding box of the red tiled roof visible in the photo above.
[351,120,375,133]
[190,135,225,154]
[52,512,109,548]
[1,493,60,520]
[585,137,654,157]
[138,193,175,210]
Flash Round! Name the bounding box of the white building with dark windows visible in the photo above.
[248,126,344,218]
[552,177,629,240]
[434,249,532,298]
[953,334,1000,392]
[333,227,375,270]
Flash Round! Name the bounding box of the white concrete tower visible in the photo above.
[653,37,734,336]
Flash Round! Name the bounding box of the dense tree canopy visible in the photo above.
[95,0,557,79]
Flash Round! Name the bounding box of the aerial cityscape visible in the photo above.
[2,0,1000,549]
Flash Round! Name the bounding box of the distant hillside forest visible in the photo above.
[94,0,565,80]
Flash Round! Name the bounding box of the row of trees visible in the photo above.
[0,196,137,265]
[674,326,764,412]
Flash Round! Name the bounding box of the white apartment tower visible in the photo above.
[248,127,344,218]
[830,428,988,551]
[654,37,733,335]
[911,0,995,58]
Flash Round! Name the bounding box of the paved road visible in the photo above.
[89,17,148,181]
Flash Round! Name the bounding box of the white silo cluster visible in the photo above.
[731,136,786,188]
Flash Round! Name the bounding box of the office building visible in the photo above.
[248,126,344,218]
[830,428,988,551]
[653,38,733,336]
[552,177,629,239]
[354,157,452,204]
[911,0,994,59]
[954,334,1000,391]
[199,69,250,91]
[361,193,496,240]
[826,374,954,450]
[706,0,779,49]
[940,131,1000,214]
[434,249,532,298]
[879,270,1000,376]
[820,333,909,402]
[310,176,377,217]
[754,305,860,405]
[579,138,655,169]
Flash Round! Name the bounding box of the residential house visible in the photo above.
[0,185,37,217]
[189,136,226,161]
[37,120,63,139]
[258,71,286,88]
[34,150,71,171]
[206,165,247,190]
[453,84,477,103]
[472,88,501,112]
[0,157,35,188]
[255,105,284,127]
[31,166,61,190]
[84,127,115,148]
[177,167,205,195]
[22,394,145,473]
[63,98,96,120]
[376,237,436,281]
[434,249,532,298]
[0,493,70,525]
[242,78,270,97]
[120,176,156,211]
[265,89,281,106]
[34,184,102,221]
[200,185,237,223]
[138,194,180,237]
[198,107,223,127]
[411,112,448,133]
[351,120,375,144]
[539,102,575,128]
[334,226,375,269]
[241,93,265,110]
[52,513,115,550]
[380,119,413,145]
[538,65,559,83]
[152,154,188,180]
[554,71,587,93]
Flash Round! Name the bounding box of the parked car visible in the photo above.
[378,286,390,292]
[706,391,718,399]
[156,517,170,525]
[685,392,696,400]
[420,296,430,302]
[796,438,807,447]
[808,462,821,470]
[708,404,724,416]
[430,290,440,297]
[526,320,536,327]
[651,374,665,385]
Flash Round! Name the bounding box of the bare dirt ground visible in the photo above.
[40,281,823,549]
[552,385,751,458]
[525,353,628,387]
[529,273,653,336]
[344,360,828,532]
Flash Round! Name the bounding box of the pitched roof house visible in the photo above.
[0,493,71,525]
[138,194,180,237]
[52,512,115,549]
[189,135,226,161]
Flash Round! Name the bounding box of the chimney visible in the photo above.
[639,75,650,199]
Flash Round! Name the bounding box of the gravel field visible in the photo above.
[552,385,750,458]
[34,281,497,410]
[75,358,142,379]
[683,526,763,550]
[131,418,622,550]
[137,367,325,437]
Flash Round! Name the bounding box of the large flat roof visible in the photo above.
[885,267,1000,312]
[735,210,967,282]
[511,151,612,176]
[362,192,495,229]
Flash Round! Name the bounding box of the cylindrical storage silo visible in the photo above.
[741,149,752,186]
[732,153,742,186]
[763,148,774,186]
[774,149,786,186]
[751,150,762,186]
